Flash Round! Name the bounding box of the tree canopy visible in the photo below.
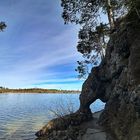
[61,0,140,78]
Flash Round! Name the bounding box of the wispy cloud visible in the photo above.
[0,0,83,90]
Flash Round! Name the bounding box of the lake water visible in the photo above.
[0,93,105,140]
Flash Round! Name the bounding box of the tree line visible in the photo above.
[0,87,80,93]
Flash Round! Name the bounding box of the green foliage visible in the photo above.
[0,22,6,31]
[61,0,138,78]
[61,0,101,26]
[75,61,89,78]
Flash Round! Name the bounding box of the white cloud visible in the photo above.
[0,0,83,89]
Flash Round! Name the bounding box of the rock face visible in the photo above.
[36,12,140,140]
[78,13,140,139]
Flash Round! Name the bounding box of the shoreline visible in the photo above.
[0,92,80,94]
[0,88,81,94]
[36,110,115,140]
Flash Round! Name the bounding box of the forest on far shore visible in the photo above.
[0,87,80,93]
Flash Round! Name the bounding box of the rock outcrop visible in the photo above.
[35,112,92,138]
[98,15,140,140]
[36,10,140,140]
[78,12,140,139]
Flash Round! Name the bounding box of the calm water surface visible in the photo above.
[0,93,105,140]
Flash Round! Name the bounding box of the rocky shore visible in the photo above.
[36,8,140,140]
[35,110,115,140]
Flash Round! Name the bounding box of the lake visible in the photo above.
[0,93,105,140]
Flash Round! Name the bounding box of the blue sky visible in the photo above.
[0,0,84,90]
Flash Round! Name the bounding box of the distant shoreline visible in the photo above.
[0,88,81,94]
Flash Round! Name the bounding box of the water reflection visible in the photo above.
[0,94,105,139]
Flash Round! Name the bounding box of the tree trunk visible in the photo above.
[106,0,114,29]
